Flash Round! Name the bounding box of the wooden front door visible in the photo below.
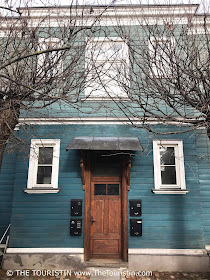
[90,178,122,259]
[82,151,130,262]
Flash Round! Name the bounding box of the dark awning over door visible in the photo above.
[66,137,142,151]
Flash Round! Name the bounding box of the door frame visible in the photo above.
[81,150,131,262]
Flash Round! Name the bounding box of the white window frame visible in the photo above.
[25,139,60,194]
[37,38,63,77]
[85,37,129,99]
[153,140,188,194]
[149,36,175,77]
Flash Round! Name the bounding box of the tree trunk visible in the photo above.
[0,101,19,170]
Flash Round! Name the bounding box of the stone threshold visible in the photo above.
[84,259,128,268]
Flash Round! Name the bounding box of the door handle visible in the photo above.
[91,216,96,223]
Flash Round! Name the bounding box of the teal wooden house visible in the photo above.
[0,3,210,272]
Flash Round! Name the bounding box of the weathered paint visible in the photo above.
[0,124,208,250]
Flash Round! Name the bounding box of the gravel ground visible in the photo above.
[1,270,210,280]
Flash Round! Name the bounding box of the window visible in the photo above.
[25,139,60,193]
[94,183,120,196]
[37,38,63,77]
[149,37,175,77]
[153,140,188,194]
[85,37,129,99]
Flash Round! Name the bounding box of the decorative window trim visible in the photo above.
[85,37,129,99]
[153,140,188,194]
[25,139,60,194]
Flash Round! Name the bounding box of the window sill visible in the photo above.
[205,245,210,254]
[24,188,60,194]
[152,189,189,194]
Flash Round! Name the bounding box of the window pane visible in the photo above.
[161,166,176,185]
[107,184,119,195]
[91,41,123,60]
[94,184,106,195]
[160,147,175,165]
[38,147,53,164]
[88,62,127,97]
[86,39,128,98]
[37,166,52,184]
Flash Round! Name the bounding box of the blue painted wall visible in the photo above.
[2,124,209,249]
[196,131,210,246]
[0,148,16,241]
[129,127,205,249]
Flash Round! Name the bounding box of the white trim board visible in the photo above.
[17,117,203,127]
[24,188,60,194]
[6,248,206,256]
[152,189,189,194]
[128,249,207,256]
[0,17,191,29]
[19,5,198,18]
[17,5,198,28]
[6,248,84,254]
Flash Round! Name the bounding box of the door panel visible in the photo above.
[92,199,104,234]
[109,199,121,234]
[90,181,121,259]
[92,239,119,254]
